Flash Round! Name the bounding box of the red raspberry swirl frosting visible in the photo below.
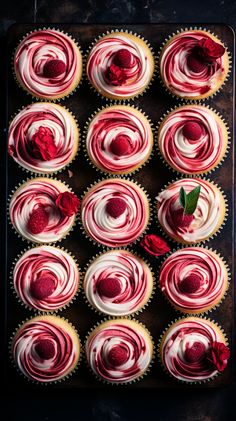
[159,247,228,312]
[14,29,82,99]
[158,105,226,174]
[13,246,79,311]
[161,317,228,382]
[12,316,79,382]
[84,250,153,316]
[81,179,149,247]
[86,320,152,383]
[8,103,78,173]
[160,31,227,98]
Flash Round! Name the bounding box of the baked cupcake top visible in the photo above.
[159,247,228,313]
[8,103,79,174]
[13,246,79,311]
[12,315,80,382]
[86,319,153,383]
[156,178,225,244]
[81,178,149,247]
[14,29,82,99]
[160,30,229,99]
[158,105,228,174]
[9,178,80,243]
[87,32,155,99]
[160,317,230,382]
[84,249,153,316]
[86,105,153,174]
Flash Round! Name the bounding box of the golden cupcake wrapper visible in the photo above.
[157,315,229,385]
[9,315,82,385]
[7,175,79,245]
[81,246,156,317]
[157,26,232,102]
[82,102,155,176]
[157,244,231,316]
[10,244,81,314]
[156,103,231,176]
[79,175,153,249]
[12,27,84,102]
[83,316,155,385]
[85,28,157,102]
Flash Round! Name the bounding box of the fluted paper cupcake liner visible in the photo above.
[157,26,232,102]
[84,316,155,385]
[10,244,81,314]
[12,27,84,102]
[85,29,157,101]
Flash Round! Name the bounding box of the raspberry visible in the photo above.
[114,49,132,68]
[43,59,66,78]
[182,122,203,141]
[30,275,55,300]
[27,206,49,234]
[180,274,201,294]
[172,208,194,228]
[35,339,55,360]
[110,135,132,156]
[106,198,127,218]
[185,342,206,363]
[107,345,128,366]
[97,277,121,298]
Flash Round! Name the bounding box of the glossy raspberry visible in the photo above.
[106,198,127,218]
[185,342,206,363]
[107,345,128,366]
[110,135,132,156]
[180,274,201,294]
[114,49,132,68]
[172,208,194,228]
[182,122,203,140]
[35,339,55,360]
[27,206,49,234]
[97,277,121,298]
[30,275,56,300]
[43,59,66,78]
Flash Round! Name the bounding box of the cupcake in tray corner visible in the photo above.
[86,31,155,100]
[9,177,80,243]
[159,29,229,100]
[14,29,83,100]
[159,317,230,383]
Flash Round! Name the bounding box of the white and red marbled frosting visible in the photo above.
[84,250,153,316]
[159,247,227,312]
[12,316,79,382]
[87,34,154,98]
[86,320,152,383]
[158,106,226,174]
[8,103,78,173]
[86,106,153,174]
[160,31,227,98]
[13,246,79,311]
[14,29,82,99]
[161,317,226,382]
[156,178,225,243]
[9,178,76,243]
[81,179,149,247]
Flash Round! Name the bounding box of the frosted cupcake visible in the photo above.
[14,29,83,100]
[8,103,79,174]
[86,105,153,174]
[87,31,155,100]
[84,249,154,316]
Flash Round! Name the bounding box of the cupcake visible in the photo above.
[156,178,226,244]
[8,103,79,174]
[87,31,155,100]
[159,317,230,383]
[11,315,80,383]
[9,177,80,243]
[158,105,229,175]
[85,318,153,384]
[85,105,153,174]
[84,249,154,316]
[159,247,229,314]
[81,178,150,247]
[13,245,80,312]
[159,29,229,100]
[14,29,83,100]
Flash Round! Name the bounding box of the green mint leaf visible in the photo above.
[185,186,201,214]
[179,187,187,209]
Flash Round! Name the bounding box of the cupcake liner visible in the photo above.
[10,244,81,314]
[157,26,232,102]
[155,175,229,246]
[156,103,231,176]
[85,28,157,102]
[84,316,155,385]
[82,102,155,176]
[8,102,80,176]
[157,244,230,316]
[157,315,229,384]
[79,175,153,249]
[9,315,82,385]
[12,27,84,102]
[82,247,156,317]
[7,175,79,245]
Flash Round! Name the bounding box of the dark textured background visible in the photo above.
[1,0,235,420]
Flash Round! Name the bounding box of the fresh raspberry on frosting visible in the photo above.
[110,134,132,156]
[180,274,201,294]
[27,206,49,234]
[31,126,57,161]
[187,54,207,73]
[43,59,66,78]
[107,345,128,366]
[114,49,132,68]
[185,342,206,363]
[105,64,127,86]
[97,277,122,298]
[35,339,55,360]
[172,208,194,228]
[31,275,56,300]
[182,122,203,140]
[106,197,127,218]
